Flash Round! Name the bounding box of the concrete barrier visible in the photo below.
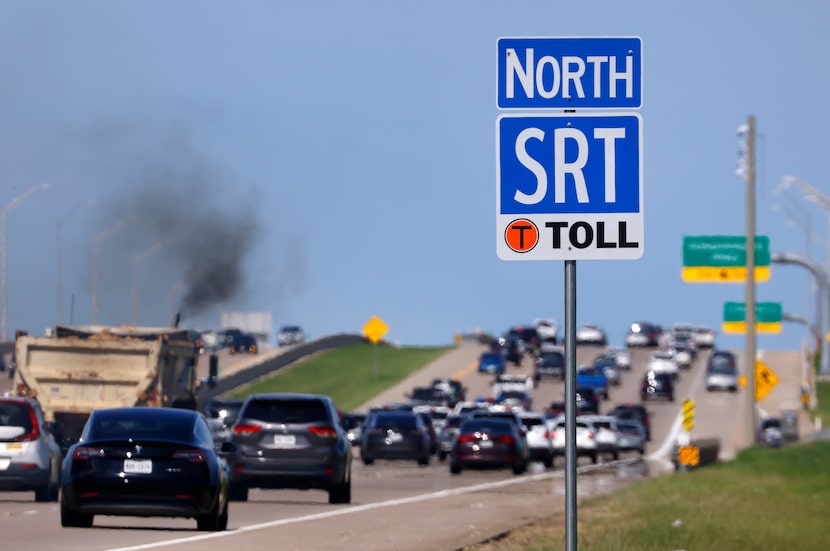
[196,333,367,408]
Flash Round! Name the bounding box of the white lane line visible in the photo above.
[104,461,629,551]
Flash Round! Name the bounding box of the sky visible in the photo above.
[1,1,829,351]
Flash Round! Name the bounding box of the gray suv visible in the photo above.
[227,393,352,504]
[0,397,62,501]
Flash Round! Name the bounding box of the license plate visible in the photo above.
[387,432,403,443]
[123,459,152,474]
[479,440,494,448]
[273,435,296,447]
[0,458,9,470]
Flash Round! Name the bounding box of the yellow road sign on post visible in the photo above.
[755,360,780,401]
[682,399,695,432]
[678,445,700,467]
[362,316,389,344]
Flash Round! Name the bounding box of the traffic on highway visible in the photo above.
[0,320,804,550]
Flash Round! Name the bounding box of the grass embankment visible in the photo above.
[815,380,830,426]
[468,383,830,551]
[229,342,452,412]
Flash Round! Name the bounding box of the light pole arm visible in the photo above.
[772,251,830,375]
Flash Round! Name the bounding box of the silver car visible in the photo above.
[615,419,646,455]
[0,397,62,501]
[705,364,739,392]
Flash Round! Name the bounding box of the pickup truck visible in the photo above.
[576,364,609,400]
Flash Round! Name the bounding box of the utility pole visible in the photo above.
[744,115,757,446]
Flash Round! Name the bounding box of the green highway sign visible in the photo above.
[722,301,782,334]
[682,235,770,283]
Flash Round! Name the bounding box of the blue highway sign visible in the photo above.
[497,37,642,110]
[496,112,644,261]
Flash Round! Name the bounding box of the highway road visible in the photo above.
[0,339,810,550]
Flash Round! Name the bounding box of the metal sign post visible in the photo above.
[496,36,644,551]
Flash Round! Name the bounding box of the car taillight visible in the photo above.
[498,435,515,444]
[309,426,338,438]
[543,430,550,439]
[173,450,206,462]
[587,432,594,440]
[233,423,262,434]
[456,434,475,443]
[73,446,106,460]
[12,406,40,442]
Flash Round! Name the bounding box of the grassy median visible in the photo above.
[229,342,452,411]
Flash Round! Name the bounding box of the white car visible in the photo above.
[693,326,717,348]
[492,374,534,398]
[606,347,631,370]
[277,325,305,346]
[581,415,620,461]
[665,345,692,368]
[519,412,554,468]
[646,350,679,378]
[534,318,560,344]
[550,417,598,465]
[705,364,739,392]
[575,324,607,346]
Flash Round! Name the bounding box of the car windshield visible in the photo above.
[617,422,641,434]
[459,419,513,435]
[762,419,781,429]
[710,355,735,367]
[369,412,418,429]
[481,353,502,362]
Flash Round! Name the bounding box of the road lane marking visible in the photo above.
[103,460,632,551]
[452,359,479,380]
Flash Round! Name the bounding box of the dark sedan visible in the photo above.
[640,371,675,402]
[449,418,528,475]
[60,407,233,530]
[227,393,352,504]
[360,411,431,466]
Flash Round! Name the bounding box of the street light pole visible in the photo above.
[1,183,50,341]
[741,115,758,448]
[131,241,165,324]
[92,215,136,325]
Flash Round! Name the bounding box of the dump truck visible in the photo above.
[13,324,200,446]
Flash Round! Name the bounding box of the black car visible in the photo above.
[449,418,529,475]
[408,386,452,408]
[640,371,675,402]
[60,407,233,530]
[431,378,466,406]
[340,412,366,446]
[500,338,523,366]
[575,386,601,414]
[360,411,431,466]
[227,393,352,504]
[535,346,565,382]
[609,403,652,441]
[707,350,737,372]
[222,328,259,354]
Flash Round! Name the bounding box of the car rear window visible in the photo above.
[243,399,329,424]
[370,412,418,429]
[459,419,513,435]
[0,402,33,441]
[521,417,544,429]
[88,411,194,441]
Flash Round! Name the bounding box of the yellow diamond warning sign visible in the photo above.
[362,316,389,344]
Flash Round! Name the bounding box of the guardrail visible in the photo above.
[196,333,368,408]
